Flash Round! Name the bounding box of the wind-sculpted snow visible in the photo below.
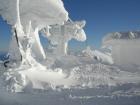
[1,60,140,105]
[1,62,140,92]
[0,0,68,29]
[45,20,87,56]
[72,64,140,87]
[82,46,114,65]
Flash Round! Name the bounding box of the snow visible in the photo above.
[0,0,68,30]
[0,0,140,105]
[1,56,140,93]
[30,27,46,60]
[44,20,87,56]
[8,21,47,63]
[1,61,140,105]
[2,66,77,92]
[82,46,114,65]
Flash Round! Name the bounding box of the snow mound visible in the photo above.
[1,62,140,92]
[1,64,78,92]
[82,46,114,65]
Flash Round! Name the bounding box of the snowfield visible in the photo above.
[0,58,140,105]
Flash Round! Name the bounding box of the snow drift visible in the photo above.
[1,62,140,92]
[82,46,114,65]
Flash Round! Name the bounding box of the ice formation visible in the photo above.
[82,46,114,65]
[0,0,139,97]
[103,31,140,66]
[42,20,86,56]
[2,62,140,92]
[0,0,68,30]
[0,0,72,92]
[0,1,140,104]
[0,0,69,64]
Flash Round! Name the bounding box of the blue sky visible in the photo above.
[0,0,140,52]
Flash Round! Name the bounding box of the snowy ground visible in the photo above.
[0,55,140,105]
[0,86,140,105]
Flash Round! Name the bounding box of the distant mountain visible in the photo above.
[103,31,140,42]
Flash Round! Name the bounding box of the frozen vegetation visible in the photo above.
[0,0,140,105]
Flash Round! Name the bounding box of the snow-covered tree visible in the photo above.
[0,0,69,66]
[0,0,68,30]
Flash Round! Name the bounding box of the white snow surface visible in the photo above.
[82,46,114,65]
[1,54,140,105]
[1,55,140,93]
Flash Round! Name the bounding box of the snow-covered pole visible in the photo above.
[5,0,23,66]
[16,0,22,28]
[14,0,23,61]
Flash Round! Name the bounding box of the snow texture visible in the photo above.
[82,46,114,65]
[0,0,140,105]
[0,0,68,30]
[43,20,86,56]
[1,61,140,93]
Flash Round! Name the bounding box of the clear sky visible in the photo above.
[0,0,140,52]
